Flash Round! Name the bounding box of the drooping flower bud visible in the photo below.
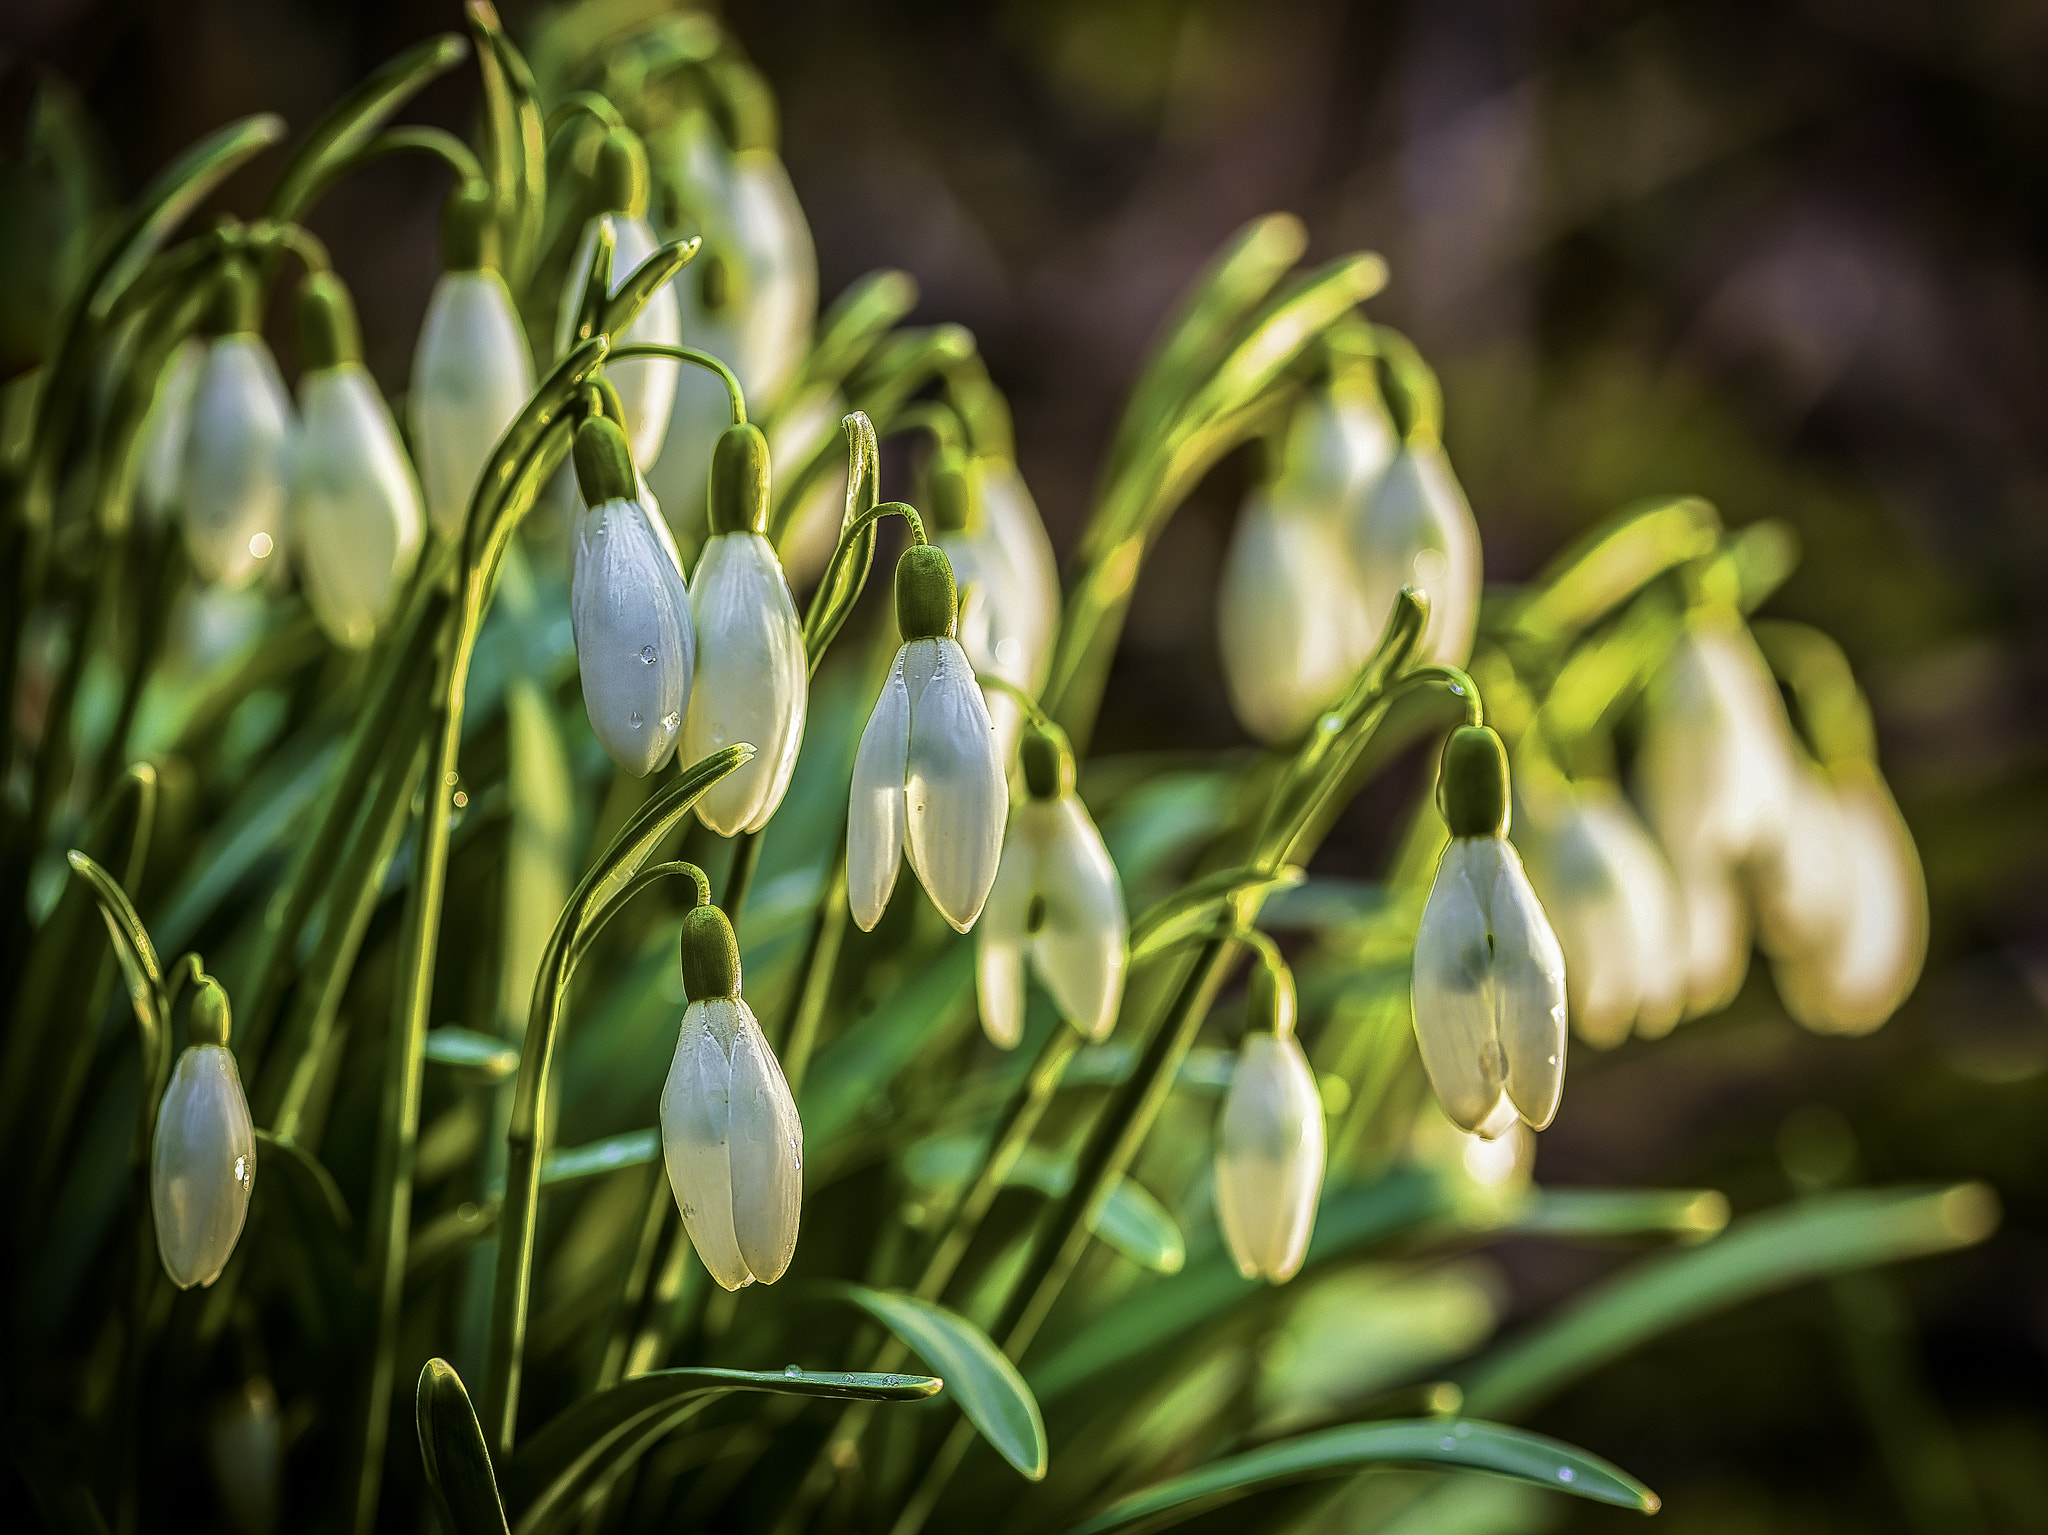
[410,182,536,545]
[289,273,423,648]
[1412,727,1568,1138]
[208,1378,281,1535]
[180,259,291,586]
[976,725,1128,1047]
[1215,953,1324,1283]
[135,336,204,526]
[683,423,807,833]
[151,978,256,1289]
[938,454,1060,761]
[1348,440,1482,668]
[848,543,1007,931]
[556,128,681,467]
[660,904,803,1290]
[569,416,694,776]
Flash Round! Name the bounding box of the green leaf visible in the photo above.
[264,34,469,222]
[1511,496,1721,642]
[501,1368,939,1535]
[597,239,700,343]
[572,746,752,931]
[800,411,881,668]
[540,1128,658,1187]
[904,1138,1184,1274]
[1500,1187,1730,1243]
[802,269,919,390]
[1127,865,1303,962]
[417,1359,511,1535]
[1066,1418,1659,1534]
[65,851,165,1041]
[424,1028,521,1081]
[251,1132,359,1351]
[1090,1176,1186,1276]
[802,939,975,1152]
[839,1285,1048,1480]
[1460,1183,1999,1419]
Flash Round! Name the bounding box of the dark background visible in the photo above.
[7,1,2046,1529]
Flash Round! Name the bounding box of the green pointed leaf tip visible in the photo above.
[417,1359,512,1535]
[1068,1419,1657,1535]
[424,1027,520,1080]
[839,1285,1048,1479]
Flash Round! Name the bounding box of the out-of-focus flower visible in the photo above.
[135,335,203,526]
[661,904,802,1290]
[934,453,1058,760]
[1348,438,1482,668]
[1413,727,1568,1138]
[683,423,806,833]
[976,724,1127,1047]
[289,273,422,648]
[556,128,680,468]
[569,416,694,776]
[180,259,291,586]
[848,543,1006,931]
[410,183,535,545]
[151,979,255,1289]
[208,1379,281,1535]
[1215,953,1324,1283]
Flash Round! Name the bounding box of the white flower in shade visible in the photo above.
[1348,440,1482,668]
[135,336,203,526]
[976,727,1128,1048]
[569,417,694,776]
[848,544,1007,932]
[1219,489,1376,743]
[1522,777,1687,1048]
[151,982,255,1289]
[556,129,680,468]
[933,455,1058,760]
[1214,958,1324,1283]
[683,423,807,834]
[288,274,422,649]
[660,905,802,1290]
[208,1379,281,1535]
[180,261,291,587]
[1752,757,1858,960]
[410,184,535,545]
[1771,768,1927,1036]
[1413,728,1569,1138]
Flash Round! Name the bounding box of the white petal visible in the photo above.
[1673,859,1753,1017]
[558,215,681,467]
[1213,1033,1325,1282]
[975,460,1061,691]
[903,637,1007,930]
[976,810,1039,1048]
[1411,841,1509,1133]
[1579,787,1688,1038]
[291,366,423,649]
[1277,382,1398,509]
[728,151,818,410]
[1029,796,1128,1040]
[1474,838,1569,1131]
[683,533,808,833]
[1522,789,1639,1049]
[722,1000,803,1284]
[410,269,534,545]
[136,337,204,525]
[571,496,694,776]
[660,1001,751,1290]
[151,1045,256,1289]
[1752,761,1857,958]
[1350,445,1482,667]
[181,336,292,586]
[847,647,912,930]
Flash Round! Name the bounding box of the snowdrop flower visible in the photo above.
[179,259,291,586]
[288,274,422,648]
[1413,727,1569,1138]
[661,903,803,1290]
[208,1379,281,1535]
[135,336,203,526]
[556,128,680,467]
[569,416,694,776]
[1348,437,1482,668]
[933,454,1057,759]
[848,541,1007,931]
[683,422,807,833]
[976,723,1128,1047]
[1280,368,1400,509]
[1215,952,1324,1283]
[152,978,255,1289]
[410,182,535,545]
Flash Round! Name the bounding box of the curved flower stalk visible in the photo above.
[934,454,1059,759]
[848,538,1007,931]
[410,182,535,545]
[976,721,1128,1048]
[569,416,695,776]
[683,422,807,834]
[135,335,204,526]
[556,128,680,466]
[1214,938,1324,1283]
[1413,726,1569,1138]
[179,259,292,586]
[661,902,804,1290]
[152,976,256,1289]
[288,273,423,648]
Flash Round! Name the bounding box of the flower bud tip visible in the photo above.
[679,904,741,1000]
[189,978,232,1048]
[895,543,958,641]
[573,415,636,506]
[297,272,362,371]
[1442,725,1509,838]
[440,181,499,273]
[708,422,771,535]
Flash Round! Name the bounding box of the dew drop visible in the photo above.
[1439,1436,1456,1451]
[1557,1467,1576,1483]
[641,645,657,664]
[883,1375,898,1387]
[629,711,644,728]
[784,1364,802,1377]
[661,711,681,731]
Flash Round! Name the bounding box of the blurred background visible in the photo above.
[5,0,2045,1528]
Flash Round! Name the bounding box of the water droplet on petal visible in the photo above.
[641,645,657,664]
[629,711,643,728]
[661,711,680,731]
[784,1364,802,1377]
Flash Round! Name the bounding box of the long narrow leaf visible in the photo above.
[264,34,469,221]
[417,1360,511,1535]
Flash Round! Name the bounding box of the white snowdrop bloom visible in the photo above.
[556,129,680,468]
[208,1379,281,1535]
[1274,373,1398,511]
[660,905,803,1290]
[976,727,1127,1048]
[180,261,291,587]
[1413,728,1569,1137]
[135,335,203,526]
[151,982,255,1289]
[569,417,694,776]
[767,385,848,588]
[288,274,422,649]
[1215,960,1324,1283]
[410,184,535,545]
[1219,488,1376,743]
[683,423,807,834]
[934,455,1057,761]
[1772,768,1927,1036]
[1752,757,1858,960]
[1348,440,1482,667]
[848,544,1007,932]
